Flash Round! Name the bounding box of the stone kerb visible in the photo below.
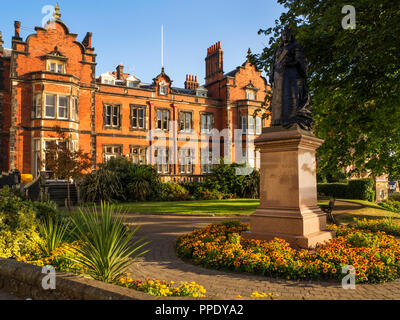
[0,258,193,300]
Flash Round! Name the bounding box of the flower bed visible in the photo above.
[18,242,207,298]
[118,276,206,297]
[352,218,400,236]
[175,221,400,283]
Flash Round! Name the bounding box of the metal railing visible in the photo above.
[160,174,205,183]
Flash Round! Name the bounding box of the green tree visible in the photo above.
[44,128,92,208]
[253,0,400,178]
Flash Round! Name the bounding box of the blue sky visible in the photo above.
[0,0,284,87]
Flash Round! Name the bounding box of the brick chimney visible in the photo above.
[13,21,21,40]
[205,41,223,85]
[0,31,3,57]
[116,64,124,80]
[184,74,199,90]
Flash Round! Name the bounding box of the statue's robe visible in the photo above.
[270,41,312,130]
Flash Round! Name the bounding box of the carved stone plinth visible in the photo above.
[242,125,334,249]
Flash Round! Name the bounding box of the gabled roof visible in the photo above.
[152,67,172,84]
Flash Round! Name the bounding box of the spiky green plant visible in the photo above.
[68,202,149,283]
[38,216,70,256]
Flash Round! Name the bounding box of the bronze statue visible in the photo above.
[269,27,313,130]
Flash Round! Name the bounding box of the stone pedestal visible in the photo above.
[242,125,334,249]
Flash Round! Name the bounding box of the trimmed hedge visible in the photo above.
[317,178,375,202]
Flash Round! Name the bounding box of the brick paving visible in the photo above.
[125,209,400,300]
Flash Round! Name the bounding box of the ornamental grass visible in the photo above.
[175,221,400,283]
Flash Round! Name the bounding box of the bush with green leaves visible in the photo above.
[32,200,59,220]
[317,178,375,202]
[161,182,190,201]
[79,168,123,203]
[389,192,400,202]
[126,165,162,201]
[68,202,149,283]
[100,157,162,201]
[352,218,400,237]
[378,199,400,214]
[0,187,42,258]
[203,161,260,199]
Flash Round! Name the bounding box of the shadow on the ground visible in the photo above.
[125,214,349,289]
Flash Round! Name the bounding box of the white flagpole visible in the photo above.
[161,24,164,70]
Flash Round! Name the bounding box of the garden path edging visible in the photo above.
[0,258,191,300]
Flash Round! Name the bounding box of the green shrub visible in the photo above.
[348,178,375,201]
[180,181,204,196]
[346,231,381,248]
[101,157,162,201]
[32,200,58,220]
[0,187,42,258]
[378,199,400,214]
[161,182,190,201]
[317,178,375,201]
[126,165,162,201]
[317,183,349,198]
[204,161,260,198]
[352,217,400,236]
[68,202,149,283]
[242,169,260,198]
[389,192,400,202]
[79,168,123,203]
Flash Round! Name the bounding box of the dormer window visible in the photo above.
[246,90,256,100]
[127,81,138,88]
[99,72,116,85]
[159,81,168,95]
[44,46,67,74]
[103,79,114,85]
[243,81,258,101]
[47,60,65,74]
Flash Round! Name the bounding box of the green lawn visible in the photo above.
[113,199,260,215]
[72,198,397,219]
[318,198,399,224]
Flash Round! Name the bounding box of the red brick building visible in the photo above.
[0,7,269,178]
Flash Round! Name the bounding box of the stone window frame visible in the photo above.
[238,108,262,135]
[129,104,147,131]
[102,144,123,162]
[200,112,215,134]
[178,147,195,174]
[155,107,171,131]
[200,147,214,174]
[154,146,171,174]
[46,59,66,74]
[57,95,69,120]
[159,80,168,96]
[178,110,194,133]
[129,145,148,165]
[32,90,79,123]
[103,103,122,130]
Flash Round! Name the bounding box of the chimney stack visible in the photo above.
[0,32,3,57]
[14,21,21,40]
[184,74,199,90]
[116,64,124,80]
[205,41,223,85]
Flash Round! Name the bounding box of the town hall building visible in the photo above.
[0,5,269,179]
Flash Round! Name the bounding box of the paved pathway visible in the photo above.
[0,290,21,300]
[125,208,400,300]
